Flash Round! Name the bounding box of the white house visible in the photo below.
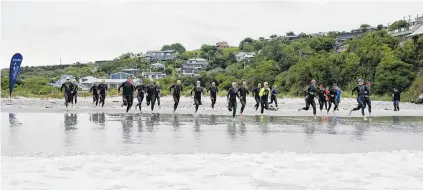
[150,63,166,70]
[141,72,166,79]
[79,76,141,90]
[180,58,209,76]
[235,52,256,62]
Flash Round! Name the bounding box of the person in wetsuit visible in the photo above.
[392,88,401,111]
[336,87,342,110]
[268,85,278,109]
[253,83,262,111]
[72,79,78,105]
[170,80,183,112]
[97,79,108,108]
[207,82,219,109]
[146,80,157,111]
[227,82,240,117]
[118,76,136,113]
[327,85,339,113]
[364,81,372,117]
[191,81,205,113]
[318,84,327,112]
[60,77,75,108]
[298,79,317,119]
[238,81,249,115]
[349,78,370,120]
[90,82,100,106]
[155,81,162,108]
[135,80,146,111]
[259,82,270,115]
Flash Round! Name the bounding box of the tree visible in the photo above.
[270,34,278,39]
[239,37,254,50]
[161,43,186,53]
[286,31,295,36]
[360,24,370,32]
[377,24,384,30]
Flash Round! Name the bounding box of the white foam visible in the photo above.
[2,150,423,190]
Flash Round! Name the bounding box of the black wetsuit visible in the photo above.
[253,87,261,110]
[90,85,99,106]
[191,86,204,113]
[227,87,240,117]
[238,86,249,114]
[301,85,317,115]
[72,84,78,104]
[118,81,136,113]
[327,88,338,112]
[155,85,162,107]
[393,90,401,111]
[351,85,369,116]
[269,88,278,108]
[98,83,108,107]
[61,82,75,108]
[170,84,183,111]
[260,88,270,114]
[207,86,219,109]
[146,84,157,111]
[318,87,327,111]
[364,86,371,114]
[135,85,146,111]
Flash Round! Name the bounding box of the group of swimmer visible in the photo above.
[60,75,403,120]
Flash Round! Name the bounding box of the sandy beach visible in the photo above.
[2,95,422,117]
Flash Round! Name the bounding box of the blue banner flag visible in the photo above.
[9,53,23,98]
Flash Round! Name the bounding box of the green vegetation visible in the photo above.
[2,28,422,102]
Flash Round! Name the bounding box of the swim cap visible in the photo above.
[358,78,364,83]
[177,80,181,84]
[311,79,316,83]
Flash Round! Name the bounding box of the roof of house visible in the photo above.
[79,76,140,84]
[409,24,423,36]
[147,50,175,53]
[121,68,139,71]
[150,63,165,67]
[142,72,166,75]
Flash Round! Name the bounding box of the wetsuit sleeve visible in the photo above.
[190,88,194,96]
[181,86,183,92]
[89,86,93,93]
[227,89,230,100]
[207,87,210,93]
[118,83,124,92]
[169,85,174,93]
[60,84,65,93]
[352,86,357,96]
[237,90,241,99]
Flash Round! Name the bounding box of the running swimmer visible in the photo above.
[207,82,218,109]
[90,82,100,106]
[170,80,183,112]
[336,87,342,110]
[268,85,278,109]
[118,76,136,113]
[97,79,108,108]
[392,87,401,111]
[318,84,327,112]
[349,78,370,120]
[299,79,317,119]
[227,82,240,117]
[146,80,157,111]
[364,81,372,117]
[253,83,262,111]
[259,82,270,116]
[327,85,339,114]
[60,77,75,109]
[135,80,146,111]
[191,81,205,113]
[238,81,249,115]
[155,81,162,108]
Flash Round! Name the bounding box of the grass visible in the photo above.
[183,47,239,57]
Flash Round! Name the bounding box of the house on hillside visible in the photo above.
[180,58,209,76]
[49,75,75,87]
[146,50,176,61]
[150,63,166,70]
[235,52,256,62]
[79,76,141,90]
[110,72,136,79]
[141,72,166,79]
[121,68,139,76]
[216,41,229,49]
[389,16,423,39]
[310,32,329,37]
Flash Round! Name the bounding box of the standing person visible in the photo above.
[72,79,78,105]
[269,85,278,109]
[170,80,183,112]
[259,82,271,116]
[155,81,162,108]
[227,82,240,117]
[327,85,339,114]
[90,82,99,106]
[98,79,108,108]
[349,78,370,120]
[146,80,157,111]
[392,88,401,111]
[60,77,75,109]
[191,81,205,113]
[364,81,372,117]
[253,83,262,111]
[298,79,317,119]
[135,80,146,111]
[118,76,136,113]
[318,84,327,112]
[207,82,219,109]
[238,81,249,115]
[336,86,342,110]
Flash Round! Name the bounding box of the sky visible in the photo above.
[1,0,423,68]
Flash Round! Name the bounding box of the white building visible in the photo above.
[180,58,209,76]
[235,52,256,62]
[141,72,166,79]
[150,63,166,70]
[79,76,141,90]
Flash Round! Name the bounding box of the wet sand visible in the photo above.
[2,96,423,117]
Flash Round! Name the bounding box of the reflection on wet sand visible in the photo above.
[172,114,180,131]
[8,113,21,128]
[121,115,134,143]
[64,113,78,130]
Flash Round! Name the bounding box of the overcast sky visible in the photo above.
[1,0,423,68]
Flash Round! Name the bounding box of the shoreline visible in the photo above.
[2,96,422,117]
